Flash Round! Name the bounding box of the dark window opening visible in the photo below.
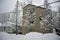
[39,16,42,20]
[29,8,34,15]
[29,20,34,24]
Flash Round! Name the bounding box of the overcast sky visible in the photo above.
[0,0,60,13]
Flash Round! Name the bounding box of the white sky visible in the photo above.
[0,0,60,13]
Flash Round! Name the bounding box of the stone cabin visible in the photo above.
[22,4,52,34]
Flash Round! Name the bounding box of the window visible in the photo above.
[29,20,34,24]
[29,8,35,15]
[29,18,35,24]
[39,16,42,20]
[39,16,45,20]
[30,8,34,13]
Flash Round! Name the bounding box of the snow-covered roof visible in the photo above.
[23,4,46,9]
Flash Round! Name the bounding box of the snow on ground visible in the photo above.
[0,32,60,40]
[25,32,43,40]
[25,32,60,40]
[0,32,24,40]
[43,33,60,40]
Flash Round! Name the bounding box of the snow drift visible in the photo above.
[0,32,60,40]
